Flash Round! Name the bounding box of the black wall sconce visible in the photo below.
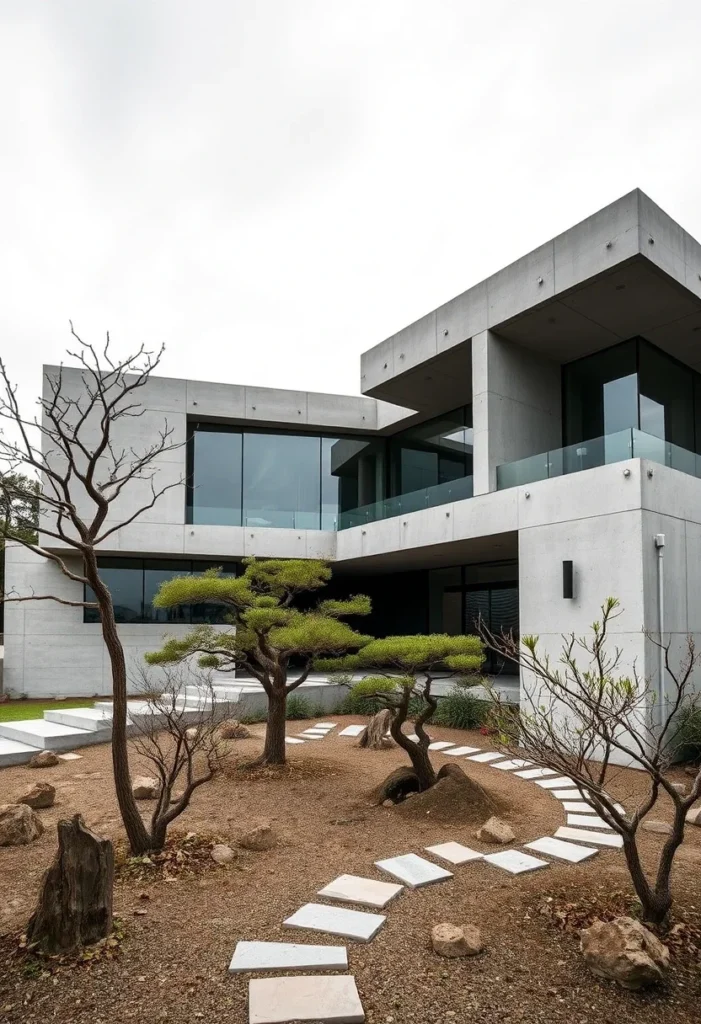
[563,560,574,599]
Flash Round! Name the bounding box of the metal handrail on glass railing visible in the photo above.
[337,475,474,531]
[496,428,701,490]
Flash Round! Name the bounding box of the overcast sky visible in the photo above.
[2,0,700,411]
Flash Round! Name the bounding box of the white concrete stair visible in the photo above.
[0,718,104,750]
[0,737,44,766]
[44,707,114,732]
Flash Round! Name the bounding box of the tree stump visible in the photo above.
[357,708,394,750]
[25,814,114,955]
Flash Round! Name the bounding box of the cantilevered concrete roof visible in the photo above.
[361,189,701,409]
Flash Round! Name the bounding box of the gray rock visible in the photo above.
[685,805,701,826]
[642,820,672,835]
[476,816,515,844]
[432,923,483,957]
[211,843,237,865]
[18,782,56,809]
[239,825,276,851]
[0,804,45,846]
[131,776,160,800]
[580,916,669,989]
[218,719,251,740]
[28,750,59,769]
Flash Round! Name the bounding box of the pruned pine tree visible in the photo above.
[145,558,372,766]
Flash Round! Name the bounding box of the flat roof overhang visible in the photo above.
[362,190,701,407]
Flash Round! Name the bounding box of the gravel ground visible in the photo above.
[0,717,700,1024]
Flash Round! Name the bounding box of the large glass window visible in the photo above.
[188,428,242,526]
[321,437,386,527]
[242,432,321,529]
[638,340,695,449]
[84,559,239,624]
[388,406,473,497]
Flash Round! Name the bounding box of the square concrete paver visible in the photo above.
[283,903,386,942]
[317,874,403,909]
[491,759,532,771]
[229,941,348,973]
[467,751,503,763]
[562,801,596,813]
[375,853,453,887]
[248,975,365,1023]
[315,723,336,728]
[425,842,484,865]
[483,850,549,874]
[515,767,557,779]
[285,737,305,745]
[428,741,455,751]
[567,813,613,829]
[555,826,623,847]
[551,788,585,799]
[339,725,366,737]
[57,752,83,761]
[443,745,481,756]
[534,776,576,789]
[525,836,599,863]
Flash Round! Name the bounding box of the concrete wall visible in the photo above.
[471,330,561,494]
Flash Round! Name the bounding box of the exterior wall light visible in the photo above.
[563,560,574,599]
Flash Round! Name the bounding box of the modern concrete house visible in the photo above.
[4,188,701,725]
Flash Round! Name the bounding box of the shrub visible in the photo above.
[285,696,324,720]
[340,676,399,716]
[675,706,701,763]
[433,688,491,730]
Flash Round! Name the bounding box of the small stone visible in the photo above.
[432,923,483,958]
[239,825,276,851]
[218,719,251,740]
[684,765,699,777]
[185,727,200,740]
[580,916,669,989]
[382,799,393,807]
[0,804,44,846]
[685,805,701,826]
[669,782,687,796]
[28,750,59,769]
[642,820,673,835]
[476,816,515,844]
[17,782,55,809]
[132,776,160,800]
[211,843,237,864]
[133,909,148,916]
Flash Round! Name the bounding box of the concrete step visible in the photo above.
[44,707,114,732]
[0,737,43,768]
[0,719,106,751]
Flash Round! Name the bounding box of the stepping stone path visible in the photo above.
[228,735,630,1022]
[284,903,386,942]
[229,941,348,973]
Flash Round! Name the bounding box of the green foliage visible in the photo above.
[317,595,372,618]
[319,633,484,676]
[285,695,325,720]
[339,675,400,716]
[675,705,701,763]
[433,688,491,730]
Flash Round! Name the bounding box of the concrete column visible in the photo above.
[472,330,562,494]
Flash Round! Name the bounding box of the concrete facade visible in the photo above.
[4,189,701,741]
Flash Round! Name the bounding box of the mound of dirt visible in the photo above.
[395,763,505,825]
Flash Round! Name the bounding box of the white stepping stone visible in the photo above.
[567,813,613,829]
[315,723,336,728]
[57,751,82,760]
[467,751,503,763]
[229,940,348,973]
[443,745,481,756]
[515,767,557,779]
[300,729,327,736]
[425,842,483,865]
[248,975,364,1023]
[483,850,549,875]
[428,741,455,751]
[526,836,599,863]
[375,853,453,888]
[406,734,419,742]
[283,903,385,942]
[491,758,532,770]
[339,725,366,737]
[563,801,597,813]
[317,874,403,909]
[551,788,584,799]
[555,826,623,848]
[298,734,324,740]
[285,737,305,745]
[534,776,576,789]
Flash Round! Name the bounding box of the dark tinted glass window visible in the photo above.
[189,428,242,526]
[85,557,143,624]
[563,340,637,445]
[242,432,321,529]
[388,406,473,496]
[638,340,695,449]
[321,437,386,524]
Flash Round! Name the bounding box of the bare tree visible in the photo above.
[0,328,182,854]
[482,597,701,927]
[129,666,231,850]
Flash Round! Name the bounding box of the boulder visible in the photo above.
[239,825,276,851]
[0,804,45,846]
[580,916,669,990]
[432,923,483,958]
[669,782,687,796]
[218,719,251,740]
[18,782,56,809]
[475,816,515,844]
[642,820,672,835]
[28,750,59,769]
[211,844,237,865]
[685,805,701,826]
[131,776,160,800]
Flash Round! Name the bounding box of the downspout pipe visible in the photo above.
[654,533,665,729]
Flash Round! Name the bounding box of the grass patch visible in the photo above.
[0,698,94,722]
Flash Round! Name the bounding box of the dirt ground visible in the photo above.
[1,717,700,1024]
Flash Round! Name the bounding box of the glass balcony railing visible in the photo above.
[337,475,474,531]
[496,428,701,490]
